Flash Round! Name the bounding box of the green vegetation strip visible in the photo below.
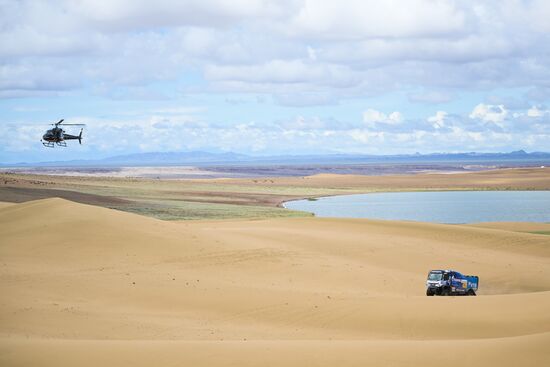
[529,231,550,236]
[114,199,313,220]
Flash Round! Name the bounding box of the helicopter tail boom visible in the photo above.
[62,128,84,144]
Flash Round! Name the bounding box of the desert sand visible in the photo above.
[467,221,550,233]
[1,197,549,366]
[0,202,14,209]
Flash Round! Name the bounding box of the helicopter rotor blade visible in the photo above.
[59,123,86,126]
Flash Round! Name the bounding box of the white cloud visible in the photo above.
[526,106,548,118]
[428,111,448,129]
[204,59,355,88]
[348,129,385,144]
[285,0,467,40]
[469,103,508,124]
[280,116,325,130]
[363,109,403,127]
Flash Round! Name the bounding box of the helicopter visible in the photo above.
[41,119,85,148]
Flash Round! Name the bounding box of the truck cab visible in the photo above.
[426,269,478,296]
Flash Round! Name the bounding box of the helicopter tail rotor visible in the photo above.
[78,128,83,144]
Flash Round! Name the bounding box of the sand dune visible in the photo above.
[1,198,549,366]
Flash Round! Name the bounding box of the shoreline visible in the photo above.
[1,167,549,221]
[277,186,550,208]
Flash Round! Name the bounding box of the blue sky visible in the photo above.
[1,0,549,163]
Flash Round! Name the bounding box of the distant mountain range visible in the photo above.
[2,150,550,167]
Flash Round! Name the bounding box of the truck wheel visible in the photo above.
[441,288,450,296]
[467,289,476,296]
[426,289,434,296]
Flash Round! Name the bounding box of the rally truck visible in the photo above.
[426,270,478,296]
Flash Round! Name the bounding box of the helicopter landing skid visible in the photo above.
[41,141,67,148]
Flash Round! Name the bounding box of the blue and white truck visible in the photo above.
[426,270,479,296]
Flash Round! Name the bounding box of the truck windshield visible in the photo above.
[428,272,443,281]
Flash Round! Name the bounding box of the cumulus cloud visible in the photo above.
[363,109,403,127]
[469,104,508,124]
[427,111,448,129]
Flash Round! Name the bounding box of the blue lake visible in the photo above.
[284,191,550,224]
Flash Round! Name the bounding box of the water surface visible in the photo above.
[285,191,550,224]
